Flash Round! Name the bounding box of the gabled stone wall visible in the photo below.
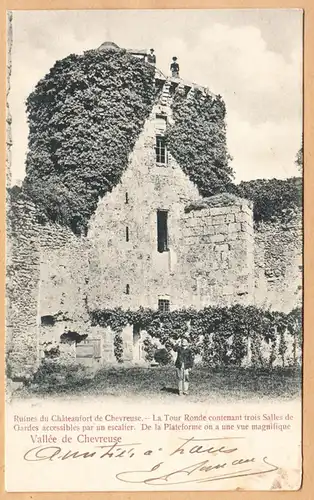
[87,102,201,312]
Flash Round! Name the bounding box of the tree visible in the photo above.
[295,142,303,174]
[234,177,302,223]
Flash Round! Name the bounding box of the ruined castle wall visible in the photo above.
[38,223,90,358]
[6,196,90,378]
[87,99,256,311]
[87,102,201,311]
[180,200,255,308]
[254,212,302,312]
[6,197,41,379]
[38,225,89,325]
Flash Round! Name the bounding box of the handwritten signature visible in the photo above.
[23,436,279,486]
[115,456,278,485]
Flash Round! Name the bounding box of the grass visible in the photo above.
[13,364,302,403]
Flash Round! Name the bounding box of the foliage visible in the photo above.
[142,337,159,362]
[21,47,301,231]
[165,91,234,197]
[31,360,91,393]
[113,334,124,363]
[230,177,302,224]
[90,305,302,367]
[154,348,173,366]
[23,48,156,234]
[185,193,250,214]
[295,138,303,174]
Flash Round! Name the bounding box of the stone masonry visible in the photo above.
[6,70,302,378]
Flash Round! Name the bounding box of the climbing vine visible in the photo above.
[22,47,301,230]
[113,334,124,363]
[90,305,302,367]
[23,48,156,234]
[165,90,234,197]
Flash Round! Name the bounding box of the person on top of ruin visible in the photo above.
[147,48,156,65]
[173,336,194,395]
[170,56,180,78]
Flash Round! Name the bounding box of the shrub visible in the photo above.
[91,305,302,369]
[31,360,91,393]
[143,337,158,362]
[154,348,173,366]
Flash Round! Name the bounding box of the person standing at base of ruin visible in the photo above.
[147,48,156,65]
[170,56,180,77]
[173,337,194,395]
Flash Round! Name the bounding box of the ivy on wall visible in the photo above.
[165,91,234,197]
[90,305,302,367]
[23,48,156,234]
[21,46,301,231]
[113,334,124,363]
[230,177,302,224]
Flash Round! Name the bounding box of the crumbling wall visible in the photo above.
[87,102,201,311]
[38,222,90,358]
[6,195,41,379]
[6,194,90,379]
[87,97,255,311]
[180,196,255,307]
[254,212,302,312]
[6,189,302,379]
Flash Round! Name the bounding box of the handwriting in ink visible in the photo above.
[115,456,278,485]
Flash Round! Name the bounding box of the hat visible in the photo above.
[150,48,154,52]
[172,56,177,60]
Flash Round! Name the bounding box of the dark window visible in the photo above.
[157,210,168,252]
[41,315,55,326]
[158,299,170,312]
[156,136,167,164]
[126,284,130,295]
[125,192,129,204]
[126,226,129,242]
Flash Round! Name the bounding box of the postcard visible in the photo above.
[5,8,303,491]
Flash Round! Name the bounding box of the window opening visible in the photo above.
[41,315,56,326]
[158,299,170,312]
[155,114,167,133]
[157,210,168,253]
[125,192,129,204]
[126,226,129,242]
[156,136,167,164]
[126,284,130,295]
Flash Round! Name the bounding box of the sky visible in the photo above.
[8,9,303,185]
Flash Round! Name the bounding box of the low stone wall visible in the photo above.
[6,189,302,380]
